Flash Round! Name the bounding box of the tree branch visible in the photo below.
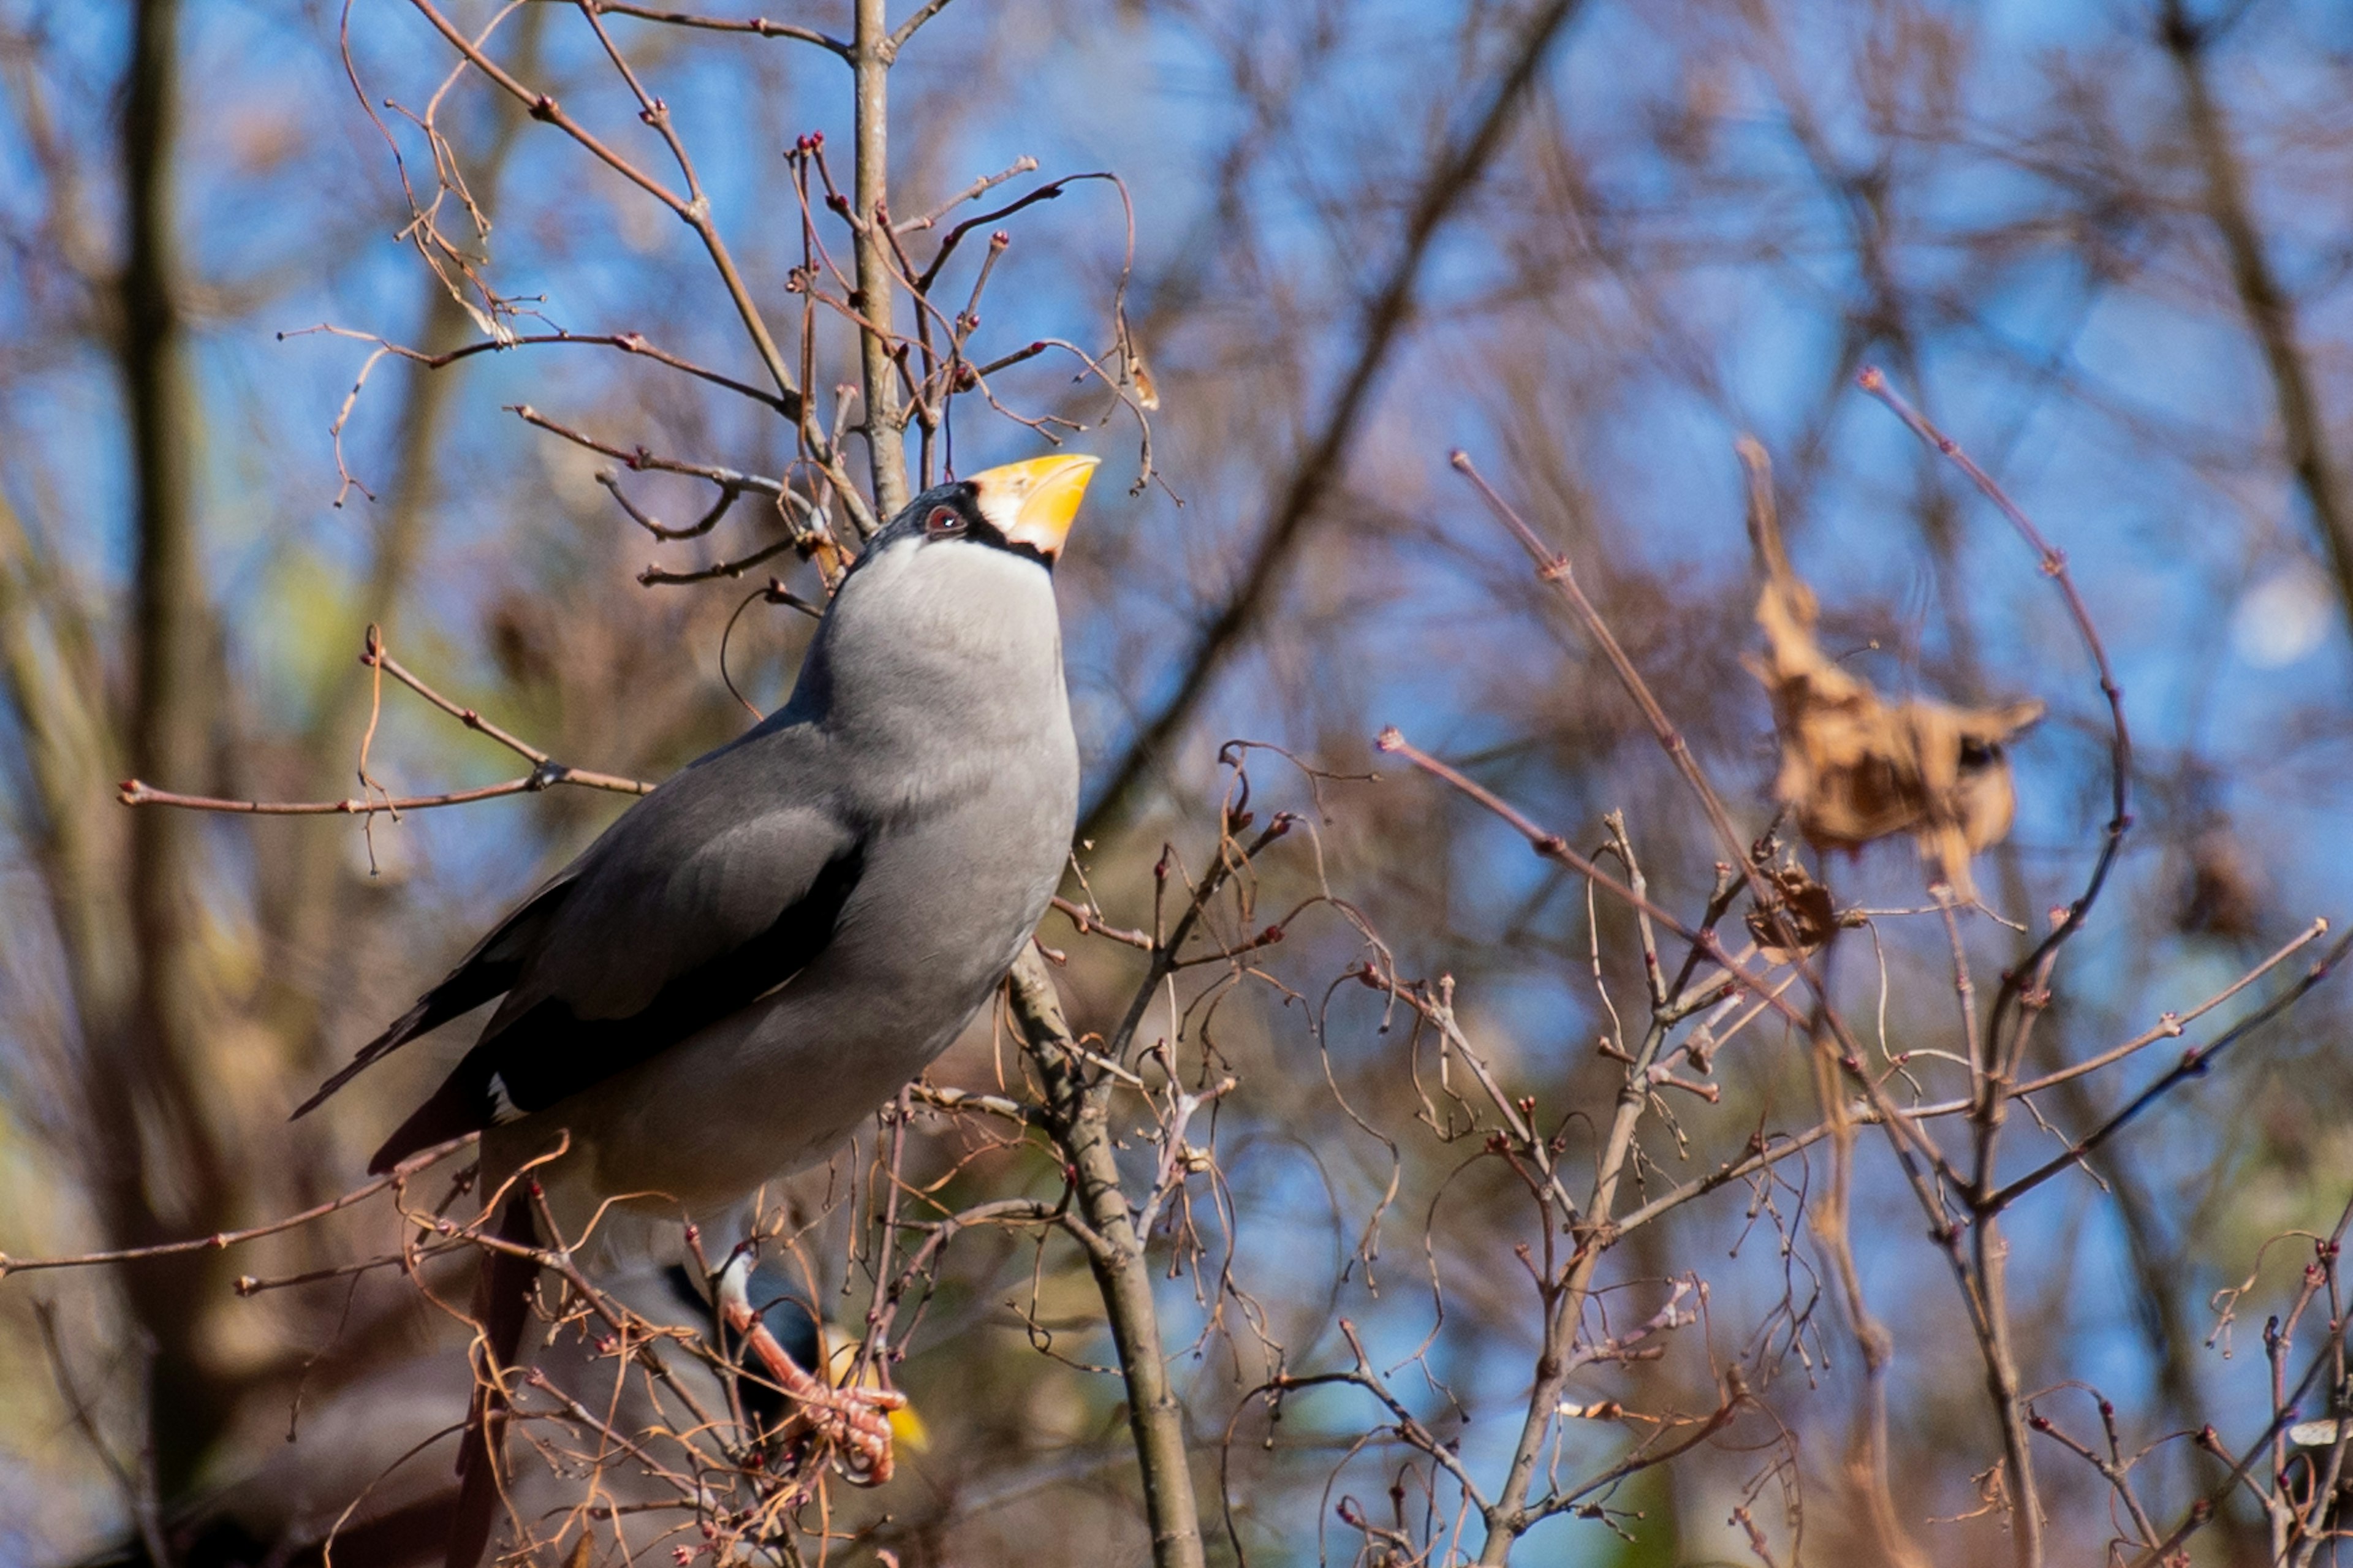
[1078,0,1591,841]
[1007,950,1207,1568]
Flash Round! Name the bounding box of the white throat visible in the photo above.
[808,534,1067,755]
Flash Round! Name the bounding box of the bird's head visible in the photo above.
[898,452,1101,566]
[806,451,1101,725]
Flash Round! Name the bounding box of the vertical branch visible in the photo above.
[112,0,237,1494]
[1007,953,1207,1568]
[841,4,1189,1558]
[1474,830,1722,1565]
[851,0,907,515]
[1471,1049,1646,1561]
[1971,1204,2040,1568]
[1965,923,2050,1568]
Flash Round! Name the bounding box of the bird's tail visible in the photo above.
[447,1194,540,1568]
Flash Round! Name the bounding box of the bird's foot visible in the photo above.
[724,1300,903,1485]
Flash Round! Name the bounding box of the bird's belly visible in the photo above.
[507,909,1037,1233]
[603,991,961,1205]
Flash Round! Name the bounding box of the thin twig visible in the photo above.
[1992,927,2353,1209]
[895,155,1037,233]
[284,321,798,417]
[1855,367,2134,1064]
[405,0,805,406]
[566,0,846,56]
[0,1136,476,1277]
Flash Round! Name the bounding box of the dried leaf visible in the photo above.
[1115,309,1160,411]
[1739,438,2042,900]
[1746,860,1840,963]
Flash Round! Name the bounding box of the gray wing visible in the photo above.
[295,726,865,1173]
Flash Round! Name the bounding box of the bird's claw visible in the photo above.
[728,1301,903,1485]
[790,1379,903,1485]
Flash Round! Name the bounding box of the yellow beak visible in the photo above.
[968,453,1101,558]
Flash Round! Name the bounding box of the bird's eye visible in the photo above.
[925,506,966,538]
[1958,737,2001,768]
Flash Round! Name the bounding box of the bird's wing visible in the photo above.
[289,722,867,1172]
[363,737,866,1171]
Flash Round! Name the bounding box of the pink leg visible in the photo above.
[717,1272,903,1485]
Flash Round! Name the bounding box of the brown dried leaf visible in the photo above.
[1739,438,2042,900]
[1746,860,1840,964]
[1116,309,1160,411]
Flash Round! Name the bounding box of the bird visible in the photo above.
[294,452,1098,1566]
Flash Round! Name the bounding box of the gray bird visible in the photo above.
[295,453,1097,1562]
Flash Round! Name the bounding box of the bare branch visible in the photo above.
[1080,0,1594,839]
[0,1137,476,1278]
[566,0,846,56]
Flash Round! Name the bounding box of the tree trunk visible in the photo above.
[108,0,237,1496]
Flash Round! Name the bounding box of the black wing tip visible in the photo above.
[287,1075,346,1123]
[288,997,440,1123]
